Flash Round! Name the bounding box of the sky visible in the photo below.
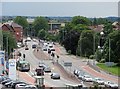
[1,1,119,18]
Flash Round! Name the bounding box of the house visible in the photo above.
[112,21,120,30]
[89,25,104,33]
[1,21,23,42]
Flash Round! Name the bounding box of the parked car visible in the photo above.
[11,81,26,89]
[1,79,12,85]
[78,74,84,80]
[0,75,4,83]
[24,84,38,89]
[104,81,118,88]
[51,73,60,79]
[93,78,104,85]
[4,80,14,88]
[82,75,93,82]
[0,76,9,83]
[15,83,27,89]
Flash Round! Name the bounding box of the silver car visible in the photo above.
[51,73,60,79]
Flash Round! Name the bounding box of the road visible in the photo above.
[15,38,119,88]
[17,39,82,88]
[54,43,119,84]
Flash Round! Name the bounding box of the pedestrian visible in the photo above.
[57,55,59,59]
[23,54,25,58]
[50,87,53,89]
[37,49,39,52]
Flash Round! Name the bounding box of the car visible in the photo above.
[44,67,51,73]
[24,84,38,89]
[33,39,37,42]
[11,81,26,89]
[0,76,9,83]
[42,48,47,51]
[32,44,37,49]
[15,83,27,89]
[104,81,118,88]
[49,48,55,51]
[48,44,53,48]
[25,47,29,50]
[0,75,4,83]
[1,79,12,85]
[39,62,47,69]
[35,67,44,76]
[78,74,84,80]
[82,75,93,82]
[75,70,81,77]
[26,37,31,41]
[74,69,80,76]
[93,78,104,85]
[51,73,60,79]
[4,80,13,88]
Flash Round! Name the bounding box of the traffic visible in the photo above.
[0,37,119,89]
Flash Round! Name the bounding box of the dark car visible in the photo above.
[35,68,44,76]
[25,47,29,50]
[32,44,37,49]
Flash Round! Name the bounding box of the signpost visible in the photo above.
[64,62,72,77]
[64,62,72,67]
[9,59,16,80]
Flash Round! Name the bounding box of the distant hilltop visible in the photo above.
[0,16,119,23]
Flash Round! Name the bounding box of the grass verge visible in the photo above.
[96,63,120,76]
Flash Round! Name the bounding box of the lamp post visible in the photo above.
[0,30,3,50]
[109,38,111,66]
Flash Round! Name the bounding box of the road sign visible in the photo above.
[64,62,72,67]
[9,59,16,80]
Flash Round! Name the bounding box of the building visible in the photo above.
[0,21,23,42]
[112,21,120,30]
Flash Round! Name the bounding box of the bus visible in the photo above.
[16,60,30,72]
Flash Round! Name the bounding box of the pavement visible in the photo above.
[54,44,119,84]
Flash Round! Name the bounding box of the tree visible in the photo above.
[77,30,95,58]
[2,31,17,57]
[62,30,81,55]
[14,16,29,35]
[103,30,120,63]
[92,18,98,26]
[38,29,47,40]
[73,24,90,31]
[71,16,91,26]
[33,16,49,36]
[103,23,113,36]
[14,16,28,28]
